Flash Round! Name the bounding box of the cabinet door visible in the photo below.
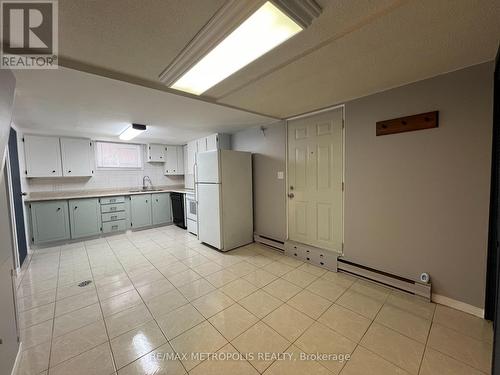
[130,194,152,229]
[30,201,70,244]
[206,134,218,151]
[61,138,93,177]
[24,135,62,177]
[147,144,165,162]
[197,138,207,153]
[176,146,184,174]
[69,198,101,239]
[152,193,172,225]
[187,141,196,174]
[164,146,178,174]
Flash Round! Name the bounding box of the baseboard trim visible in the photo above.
[11,342,22,375]
[432,293,484,318]
[254,234,285,251]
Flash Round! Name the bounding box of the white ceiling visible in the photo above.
[12,67,276,144]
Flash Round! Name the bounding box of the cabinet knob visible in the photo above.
[68,170,71,173]
[56,207,61,211]
[145,200,148,203]
[52,170,56,173]
[74,206,78,210]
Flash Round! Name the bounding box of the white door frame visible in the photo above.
[285,104,346,254]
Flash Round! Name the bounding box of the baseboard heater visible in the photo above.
[254,234,285,251]
[337,258,432,300]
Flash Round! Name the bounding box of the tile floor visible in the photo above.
[15,225,493,375]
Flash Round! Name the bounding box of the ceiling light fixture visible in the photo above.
[160,0,322,96]
[119,124,146,141]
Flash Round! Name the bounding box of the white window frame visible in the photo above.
[95,141,143,170]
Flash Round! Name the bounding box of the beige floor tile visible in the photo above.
[117,342,186,375]
[239,290,283,318]
[287,289,331,319]
[263,261,295,277]
[157,261,189,278]
[111,320,167,369]
[53,303,102,337]
[427,323,492,373]
[263,345,332,375]
[281,268,318,288]
[170,321,228,371]
[49,342,115,375]
[204,270,240,288]
[135,278,175,301]
[191,290,234,318]
[360,323,424,374]
[318,304,371,343]
[245,254,275,267]
[321,271,357,288]
[243,269,278,288]
[375,305,431,343]
[306,279,347,302]
[156,303,205,340]
[17,342,50,375]
[130,270,166,288]
[420,347,485,375]
[385,291,436,320]
[336,290,383,319]
[232,321,290,373]
[263,278,302,302]
[208,304,257,341]
[350,280,391,302]
[56,282,94,300]
[101,289,142,317]
[190,343,259,375]
[191,261,223,277]
[55,289,98,316]
[167,269,202,288]
[178,278,216,301]
[263,304,314,341]
[181,254,211,267]
[340,346,410,375]
[20,319,53,349]
[96,279,134,300]
[220,278,258,301]
[18,302,54,329]
[50,320,108,367]
[105,303,153,339]
[433,304,493,342]
[276,255,304,267]
[223,261,257,277]
[294,322,356,374]
[297,263,328,276]
[146,289,188,318]
[17,289,56,312]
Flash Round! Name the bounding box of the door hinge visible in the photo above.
[22,137,24,142]
[25,170,27,175]
[342,119,345,129]
[31,237,34,242]
[342,182,344,191]
[90,142,92,146]
[342,242,344,251]
[29,204,31,209]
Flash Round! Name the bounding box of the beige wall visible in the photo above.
[344,62,494,308]
[233,62,494,309]
[232,121,287,242]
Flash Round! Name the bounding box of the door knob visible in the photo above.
[288,193,295,198]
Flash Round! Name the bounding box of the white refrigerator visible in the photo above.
[196,149,253,251]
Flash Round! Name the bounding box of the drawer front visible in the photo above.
[100,196,125,204]
[101,211,126,222]
[101,203,125,213]
[102,219,126,233]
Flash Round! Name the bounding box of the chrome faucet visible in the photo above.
[142,176,153,190]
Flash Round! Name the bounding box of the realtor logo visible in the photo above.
[1,0,58,69]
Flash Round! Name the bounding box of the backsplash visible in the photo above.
[18,138,184,193]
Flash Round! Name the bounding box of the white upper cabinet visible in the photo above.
[24,134,63,177]
[60,137,94,177]
[164,145,184,175]
[24,135,93,178]
[147,144,165,162]
[196,138,207,153]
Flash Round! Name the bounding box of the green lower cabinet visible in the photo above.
[152,193,172,225]
[69,198,101,239]
[30,201,70,244]
[130,194,152,229]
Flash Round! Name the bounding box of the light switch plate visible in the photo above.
[277,171,284,179]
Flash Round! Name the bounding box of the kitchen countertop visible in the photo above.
[25,186,194,202]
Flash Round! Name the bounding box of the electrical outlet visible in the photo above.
[277,171,284,179]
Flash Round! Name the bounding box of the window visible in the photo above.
[95,142,142,169]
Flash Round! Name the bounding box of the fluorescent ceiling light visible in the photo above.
[119,124,146,141]
[170,1,302,95]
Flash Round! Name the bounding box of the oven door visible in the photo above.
[186,197,197,221]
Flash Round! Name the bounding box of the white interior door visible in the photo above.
[287,107,343,253]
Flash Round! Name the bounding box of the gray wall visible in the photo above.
[232,121,287,242]
[233,62,494,309]
[0,69,19,374]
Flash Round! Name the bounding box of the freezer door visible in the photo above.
[196,150,220,183]
[198,183,222,249]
